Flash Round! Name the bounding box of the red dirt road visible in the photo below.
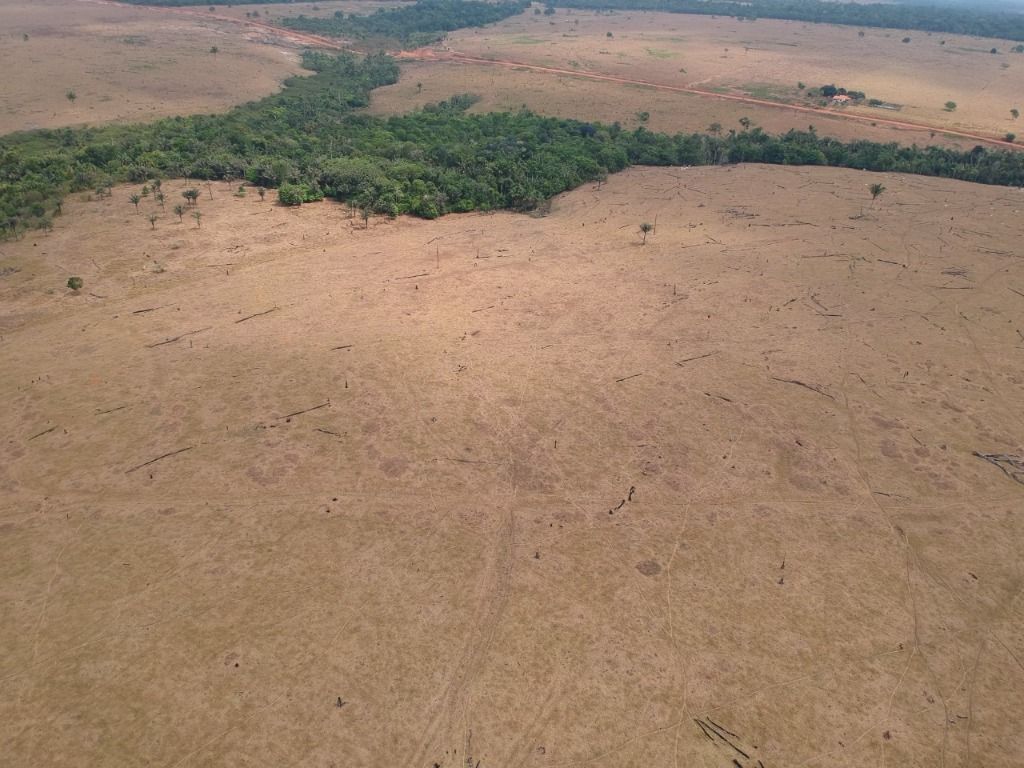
[398,48,1022,150]
[82,0,1020,149]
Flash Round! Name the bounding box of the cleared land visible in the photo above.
[2,166,1023,767]
[212,0,411,24]
[0,0,309,134]
[383,8,1024,143]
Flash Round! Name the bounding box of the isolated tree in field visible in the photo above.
[1006,133,1017,143]
[360,207,371,229]
[210,46,219,55]
[148,213,158,229]
[416,82,423,93]
[707,122,722,135]
[156,191,165,208]
[152,178,162,192]
[739,116,751,129]
[257,186,266,201]
[869,183,885,204]
[129,194,141,212]
[192,210,203,228]
[182,188,200,206]
[945,101,957,112]
[67,276,83,292]
[173,204,186,222]
[639,222,654,244]
[66,90,76,103]
[1012,108,1020,119]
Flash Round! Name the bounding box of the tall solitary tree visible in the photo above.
[639,222,654,244]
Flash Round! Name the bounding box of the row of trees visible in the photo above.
[556,0,1024,42]
[280,0,530,46]
[3,52,1024,239]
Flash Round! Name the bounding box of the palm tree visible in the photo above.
[148,214,158,229]
[173,204,186,222]
[639,222,654,244]
[869,183,885,204]
[129,194,141,212]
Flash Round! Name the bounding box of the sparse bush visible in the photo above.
[67,276,83,291]
[945,101,957,111]
[277,182,323,205]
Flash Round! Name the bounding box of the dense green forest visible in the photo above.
[555,0,1024,42]
[279,0,529,46]
[3,51,1024,238]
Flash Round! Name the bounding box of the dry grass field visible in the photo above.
[370,57,949,147]
[2,166,1023,767]
[0,0,309,135]
[212,0,411,24]
[389,8,1024,143]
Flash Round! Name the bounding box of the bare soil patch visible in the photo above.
[2,166,1023,767]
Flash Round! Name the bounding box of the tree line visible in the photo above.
[554,0,1024,42]
[3,51,1024,238]
[279,0,530,46]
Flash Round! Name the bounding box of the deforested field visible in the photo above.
[2,165,1023,767]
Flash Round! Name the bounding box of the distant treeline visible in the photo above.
[2,52,1023,238]
[279,0,530,45]
[554,0,1024,42]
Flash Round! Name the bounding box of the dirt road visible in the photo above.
[78,0,1022,149]
[398,48,1022,150]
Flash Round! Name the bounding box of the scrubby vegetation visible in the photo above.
[556,0,1024,42]
[3,51,1024,238]
[280,0,530,46]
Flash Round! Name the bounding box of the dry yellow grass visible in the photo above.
[0,0,307,134]
[2,166,1023,767]
[420,8,1024,141]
